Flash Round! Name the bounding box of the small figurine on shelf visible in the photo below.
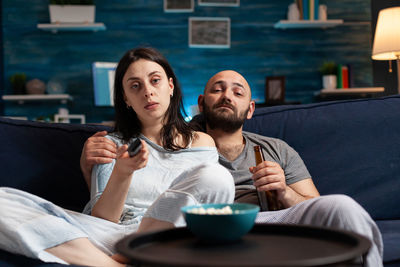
[318,4,327,21]
[47,78,66,94]
[9,73,27,95]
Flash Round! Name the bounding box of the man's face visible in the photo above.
[199,70,255,133]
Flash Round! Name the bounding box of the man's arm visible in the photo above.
[80,131,117,190]
[281,178,319,207]
[250,161,319,208]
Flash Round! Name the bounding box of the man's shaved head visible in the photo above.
[204,70,251,99]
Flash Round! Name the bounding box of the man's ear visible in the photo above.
[198,94,205,113]
[246,100,256,119]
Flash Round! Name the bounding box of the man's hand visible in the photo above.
[249,160,287,199]
[80,131,117,189]
[250,161,320,208]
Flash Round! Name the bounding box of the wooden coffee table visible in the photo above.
[116,223,371,266]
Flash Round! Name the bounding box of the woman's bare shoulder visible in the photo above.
[191,131,216,148]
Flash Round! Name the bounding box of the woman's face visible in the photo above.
[122,59,174,125]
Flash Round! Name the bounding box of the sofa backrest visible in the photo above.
[244,95,400,220]
[2,96,399,219]
[0,117,111,212]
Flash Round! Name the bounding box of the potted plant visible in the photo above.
[49,0,95,24]
[9,73,27,95]
[319,61,337,90]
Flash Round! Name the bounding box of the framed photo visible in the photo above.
[189,17,230,48]
[164,0,194,13]
[198,0,240,7]
[265,76,285,104]
[92,62,117,107]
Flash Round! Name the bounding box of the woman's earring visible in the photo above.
[170,93,173,98]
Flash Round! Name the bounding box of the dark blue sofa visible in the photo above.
[1,95,399,266]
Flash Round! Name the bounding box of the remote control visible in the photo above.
[128,138,142,157]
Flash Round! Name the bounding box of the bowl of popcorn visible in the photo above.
[181,203,259,242]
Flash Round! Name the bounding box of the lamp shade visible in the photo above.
[372,7,400,60]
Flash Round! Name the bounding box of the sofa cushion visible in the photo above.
[0,249,84,267]
[0,117,111,212]
[376,220,400,263]
[244,96,400,220]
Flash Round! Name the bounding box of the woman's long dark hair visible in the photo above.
[113,47,193,151]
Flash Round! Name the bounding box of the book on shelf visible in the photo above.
[309,0,314,21]
[296,0,304,20]
[337,64,343,88]
[342,65,349,89]
[336,64,352,89]
[302,0,309,20]
[347,64,354,88]
[297,0,320,21]
[314,0,319,20]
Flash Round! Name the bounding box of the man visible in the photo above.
[80,70,383,266]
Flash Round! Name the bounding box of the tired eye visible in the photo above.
[233,88,244,96]
[152,78,160,84]
[212,87,222,93]
[131,82,140,89]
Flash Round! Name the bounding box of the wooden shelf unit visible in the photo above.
[2,94,73,104]
[37,23,106,33]
[274,20,344,29]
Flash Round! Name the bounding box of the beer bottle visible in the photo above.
[253,145,281,211]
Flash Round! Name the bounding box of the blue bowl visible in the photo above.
[181,203,259,242]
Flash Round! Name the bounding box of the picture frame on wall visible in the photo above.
[92,62,117,107]
[164,0,194,12]
[198,0,240,7]
[265,76,285,104]
[189,17,230,48]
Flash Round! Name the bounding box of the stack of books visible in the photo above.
[337,64,354,89]
[295,0,320,20]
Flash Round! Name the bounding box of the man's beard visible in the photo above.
[202,100,249,133]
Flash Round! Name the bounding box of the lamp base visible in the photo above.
[397,57,400,94]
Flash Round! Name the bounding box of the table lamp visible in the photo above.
[372,7,400,94]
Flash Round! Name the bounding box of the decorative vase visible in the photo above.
[287,3,300,21]
[322,75,337,90]
[26,79,46,95]
[49,5,95,24]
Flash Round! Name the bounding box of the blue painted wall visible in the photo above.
[2,0,373,122]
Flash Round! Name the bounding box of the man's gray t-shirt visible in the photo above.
[218,131,311,203]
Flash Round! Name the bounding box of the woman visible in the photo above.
[0,47,235,266]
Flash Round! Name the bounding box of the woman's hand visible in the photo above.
[114,140,149,178]
[91,139,149,222]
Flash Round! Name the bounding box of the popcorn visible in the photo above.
[188,205,238,215]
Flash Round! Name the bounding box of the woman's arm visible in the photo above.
[91,140,148,223]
